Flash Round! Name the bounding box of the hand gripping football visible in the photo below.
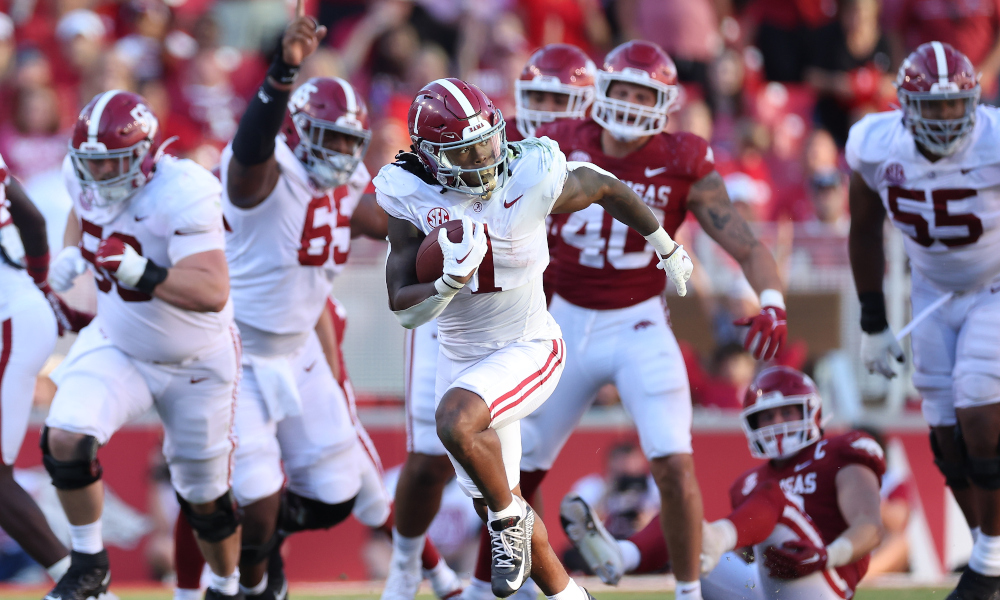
[415,220,464,283]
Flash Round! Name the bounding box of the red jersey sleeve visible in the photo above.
[672,132,716,181]
[728,468,762,510]
[831,431,887,483]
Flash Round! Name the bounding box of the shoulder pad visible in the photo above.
[831,431,887,480]
[846,111,902,172]
[392,151,439,187]
[508,136,565,186]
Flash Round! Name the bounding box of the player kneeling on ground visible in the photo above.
[562,367,885,600]
[44,90,242,600]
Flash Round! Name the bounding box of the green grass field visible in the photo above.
[0,587,957,600]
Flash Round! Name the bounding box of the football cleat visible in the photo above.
[560,493,624,585]
[381,559,422,600]
[510,577,539,600]
[204,588,245,600]
[424,561,463,600]
[44,550,111,600]
[946,568,1000,600]
[489,498,534,598]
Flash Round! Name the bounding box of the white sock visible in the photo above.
[676,580,702,600]
[240,573,268,596]
[68,522,103,554]
[545,578,585,600]
[463,577,494,600]
[174,589,202,600]
[617,540,640,572]
[209,568,241,596]
[973,526,982,543]
[488,497,525,522]
[47,556,71,582]
[391,529,425,567]
[970,533,1000,576]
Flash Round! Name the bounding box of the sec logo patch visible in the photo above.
[427,207,450,228]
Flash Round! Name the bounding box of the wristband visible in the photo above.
[759,289,785,310]
[434,275,464,298]
[825,537,854,568]
[24,253,49,286]
[267,54,300,86]
[858,291,888,333]
[136,260,169,294]
[644,227,676,257]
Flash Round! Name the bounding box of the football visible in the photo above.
[415,220,464,283]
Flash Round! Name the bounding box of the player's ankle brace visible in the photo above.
[179,490,242,543]
[40,427,102,490]
[278,491,356,533]
[930,430,971,490]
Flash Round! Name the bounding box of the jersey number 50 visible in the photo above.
[887,187,983,248]
[80,219,152,302]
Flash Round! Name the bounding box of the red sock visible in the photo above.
[519,470,548,507]
[473,525,492,582]
[628,515,670,573]
[422,538,442,570]
[174,513,206,590]
[728,480,785,548]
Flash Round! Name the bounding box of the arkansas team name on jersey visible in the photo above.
[374,137,565,360]
[536,118,715,310]
[64,155,233,364]
[221,138,369,338]
[729,431,887,596]
[847,106,1000,292]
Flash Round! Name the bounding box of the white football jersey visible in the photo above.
[64,155,234,363]
[221,137,370,339]
[375,137,566,360]
[0,154,41,312]
[847,106,1000,292]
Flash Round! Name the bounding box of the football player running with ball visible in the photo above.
[375,77,692,600]
[382,43,597,600]
[519,40,785,600]
[44,91,242,600]
[848,41,1000,600]
[562,367,886,600]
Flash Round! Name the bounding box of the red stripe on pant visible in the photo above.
[0,319,11,450]
[490,339,564,421]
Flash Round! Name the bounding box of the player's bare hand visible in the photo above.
[282,0,327,67]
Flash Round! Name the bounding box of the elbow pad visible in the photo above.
[392,277,462,329]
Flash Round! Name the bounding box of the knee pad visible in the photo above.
[967,455,1000,490]
[955,372,1000,406]
[278,491,356,534]
[930,430,970,491]
[241,532,283,567]
[40,427,102,490]
[178,489,242,543]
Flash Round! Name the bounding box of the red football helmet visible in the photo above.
[284,77,371,190]
[408,78,508,198]
[896,41,980,157]
[741,366,823,460]
[69,90,160,207]
[515,44,597,138]
[592,40,680,142]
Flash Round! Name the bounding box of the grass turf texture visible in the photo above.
[0,589,956,600]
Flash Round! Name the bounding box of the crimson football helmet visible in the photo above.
[592,40,680,142]
[408,78,508,198]
[69,90,160,207]
[741,366,823,460]
[284,77,371,190]
[896,41,980,157]
[515,44,596,138]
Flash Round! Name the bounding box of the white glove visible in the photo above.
[700,519,737,575]
[657,243,694,296]
[440,216,487,280]
[48,246,88,292]
[861,328,905,379]
[95,238,148,287]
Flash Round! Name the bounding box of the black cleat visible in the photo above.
[946,568,1000,600]
[489,499,534,599]
[43,550,111,600]
[204,588,245,600]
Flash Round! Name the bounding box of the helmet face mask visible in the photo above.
[514,43,597,138]
[740,366,823,460]
[420,117,508,198]
[896,41,980,158]
[70,140,153,207]
[592,41,681,142]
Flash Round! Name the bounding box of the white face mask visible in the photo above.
[591,71,679,141]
